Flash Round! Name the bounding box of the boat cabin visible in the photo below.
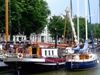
[71,54,90,60]
[28,45,58,58]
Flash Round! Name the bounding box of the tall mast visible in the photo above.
[85,0,88,40]
[70,0,72,17]
[77,0,79,44]
[63,12,67,44]
[88,0,94,52]
[5,0,9,41]
[99,0,100,23]
[70,0,73,46]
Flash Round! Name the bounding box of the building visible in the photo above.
[13,33,26,41]
[30,15,53,43]
[30,14,66,43]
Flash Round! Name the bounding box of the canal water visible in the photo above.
[0,53,100,75]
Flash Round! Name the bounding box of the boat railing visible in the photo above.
[4,53,41,59]
[4,53,66,59]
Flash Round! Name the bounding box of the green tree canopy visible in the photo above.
[73,17,91,41]
[92,23,100,41]
[0,0,50,39]
[48,15,97,42]
[48,16,71,40]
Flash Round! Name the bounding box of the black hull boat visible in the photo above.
[0,59,12,72]
[4,57,66,72]
[3,47,66,73]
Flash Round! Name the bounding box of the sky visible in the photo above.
[45,0,99,24]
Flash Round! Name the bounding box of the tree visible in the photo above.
[73,17,91,42]
[0,0,5,33]
[48,15,93,42]
[92,23,100,41]
[48,16,71,40]
[0,0,50,39]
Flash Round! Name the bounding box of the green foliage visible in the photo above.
[48,16,71,39]
[48,16,64,38]
[73,17,91,40]
[48,15,100,42]
[92,23,100,39]
[0,0,50,38]
[0,0,5,32]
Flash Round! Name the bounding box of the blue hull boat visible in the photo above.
[66,58,98,70]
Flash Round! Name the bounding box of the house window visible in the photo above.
[19,37,21,41]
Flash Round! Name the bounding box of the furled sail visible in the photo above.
[79,40,88,52]
[72,44,80,51]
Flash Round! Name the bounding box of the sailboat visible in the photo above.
[65,0,99,70]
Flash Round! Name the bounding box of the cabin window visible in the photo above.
[52,50,54,55]
[49,50,50,55]
[45,50,47,55]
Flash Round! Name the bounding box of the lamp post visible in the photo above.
[55,28,57,48]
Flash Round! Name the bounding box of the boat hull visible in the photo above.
[0,61,12,72]
[66,59,98,70]
[4,57,66,72]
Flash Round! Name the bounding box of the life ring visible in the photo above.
[3,54,7,59]
[17,53,23,59]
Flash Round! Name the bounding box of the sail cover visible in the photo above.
[72,44,80,51]
[79,40,88,52]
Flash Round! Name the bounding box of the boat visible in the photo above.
[66,41,99,70]
[0,0,71,73]
[2,43,66,72]
[65,0,99,70]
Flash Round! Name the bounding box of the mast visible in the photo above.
[99,0,100,23]
[5,0,9,41]
[70,0,72,17]
[77,0,79,44]
[63,12,67,44]
[88,0,94,52]
[85,0,88,40]
[70,0,73,46]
